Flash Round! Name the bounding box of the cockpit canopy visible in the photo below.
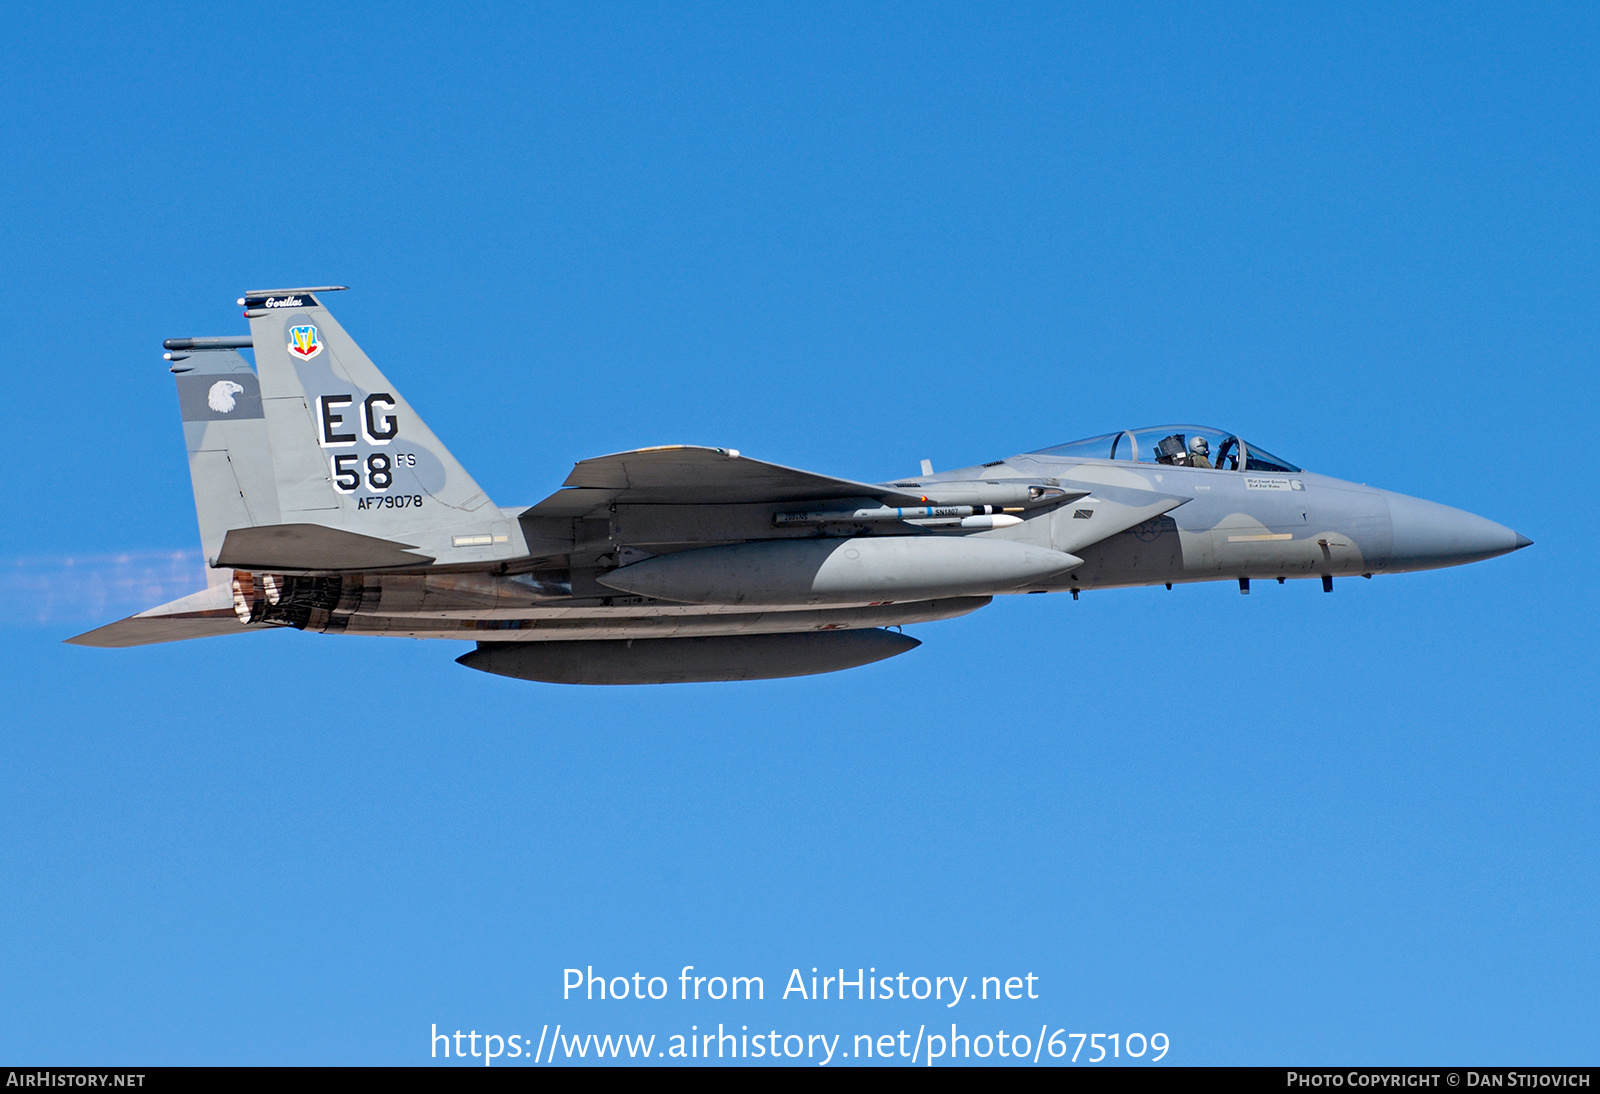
[1032,425,1301,473]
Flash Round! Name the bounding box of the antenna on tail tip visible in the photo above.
[241,285,350,297]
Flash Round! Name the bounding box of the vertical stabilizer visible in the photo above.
[240,287,510,564]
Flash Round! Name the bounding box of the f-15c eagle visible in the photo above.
[69,286,1531,684]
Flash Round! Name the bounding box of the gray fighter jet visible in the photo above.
[69,287,1532,683]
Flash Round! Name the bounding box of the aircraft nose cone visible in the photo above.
[1384,491,1525,571]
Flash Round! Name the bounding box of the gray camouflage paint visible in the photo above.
[68,290,1531,683]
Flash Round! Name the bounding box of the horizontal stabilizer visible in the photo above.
[457,628,920,685]
[526,446,929,517]
[65,583,259,648]
[217,524,435,572]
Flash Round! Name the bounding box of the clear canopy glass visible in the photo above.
[1031,425,1301,473]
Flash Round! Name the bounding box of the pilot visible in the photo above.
[1188,436,1213,469]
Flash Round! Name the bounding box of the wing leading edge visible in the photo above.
[523,446,930,518]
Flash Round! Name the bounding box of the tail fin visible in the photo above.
[169,338,281,583]
[236,287,510,568]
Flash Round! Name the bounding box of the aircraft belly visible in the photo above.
[352,600,926,620]
[315,597,990,640]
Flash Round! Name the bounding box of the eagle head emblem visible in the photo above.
[208,380,245,413]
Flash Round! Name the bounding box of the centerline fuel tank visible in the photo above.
[457,628,921,685]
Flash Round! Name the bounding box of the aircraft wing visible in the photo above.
[523,446,928,518]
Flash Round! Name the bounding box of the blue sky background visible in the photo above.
[0,2,1594,1065]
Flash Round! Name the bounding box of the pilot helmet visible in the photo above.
[1188,436,1210,455]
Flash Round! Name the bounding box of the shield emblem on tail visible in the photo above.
[288,325,323,360]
